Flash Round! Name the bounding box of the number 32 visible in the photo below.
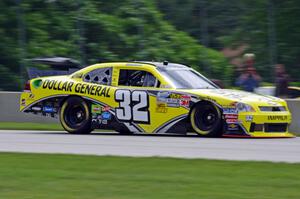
[115,90,150,123]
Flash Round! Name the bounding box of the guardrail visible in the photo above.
[286,99,300,134]
[0,92,57,123]
[0,92,299,133]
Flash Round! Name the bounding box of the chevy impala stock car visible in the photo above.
[20,61,294,137]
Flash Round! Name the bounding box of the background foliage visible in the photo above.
[0,0,299,90]
[155,0,300,82]
[0,0,231,90]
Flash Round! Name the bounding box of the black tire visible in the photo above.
[190,101,222,137]
[59,96,92,134]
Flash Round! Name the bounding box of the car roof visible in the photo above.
[73,61,191,77]
[81,61,190,71]
[133,61,190,69]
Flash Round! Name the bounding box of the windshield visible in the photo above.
[158,68,217,89]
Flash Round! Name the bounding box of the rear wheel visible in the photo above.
[59,96,92,134]
[190,102,222,137]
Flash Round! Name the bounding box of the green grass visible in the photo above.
[290,82,300,87]
[0,153,300,199]
[0,122,63,131]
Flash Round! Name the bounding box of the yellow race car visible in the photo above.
[20,61,294,137]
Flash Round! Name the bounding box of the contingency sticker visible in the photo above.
[91,104,112,125]
[157,92,191,108]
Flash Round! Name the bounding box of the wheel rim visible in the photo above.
[194,105,219,132]
[64,104,86,128]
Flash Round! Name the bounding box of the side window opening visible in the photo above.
[143,72,158,87]
[85,74,91,81]
[83,68,112,85]
[93,76,99,82]
[118,69,160,87]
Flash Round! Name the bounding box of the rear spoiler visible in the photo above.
[26,67,79,79]
[26,57,83,79]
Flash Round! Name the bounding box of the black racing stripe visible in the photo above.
[22,94,68,112]
[131,123,144,132]
[147,90,159,96]
[123,122,143,133]
[153,114,188,133]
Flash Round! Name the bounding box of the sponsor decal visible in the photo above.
[180,95,191,107]
[92,118,98,123]
[169,93,182,99]
[267,101,279,106]
[246,115,253,122]
[157,91,170,98]
[45,113,52,117]
[223,108,238,114]
[258,97,279,106]
[208,90,249,100]
[91,104,112,125]
[92,118,109,125]
[42,80,73,92]
[21,99,26,106]
[226,118,238,123]
[32,79,42,89]
[42,79,111,97]
[157,92,191,108]
[29,93,35,99]
[102,105,111,112]
[43,106,56,113]
[224,114,238,119]
[101,120,108,125]
[165,98,180,107]
[227,123,239,131]
[224,114,239,123]
[42,112,57,118]
[91,104,102,114]
[156,104,168,113]
[92,114,97,119]
[31,106,42,111]
[267,115,287,121]
[101,112,112,120]
[157,91,178,107]
[74,83,110,97]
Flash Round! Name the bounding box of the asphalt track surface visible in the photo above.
[0,130,300,163]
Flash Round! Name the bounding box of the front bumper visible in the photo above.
[223,111,295,138]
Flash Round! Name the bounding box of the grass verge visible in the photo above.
[0,122,63,131]
[0,153,300,199]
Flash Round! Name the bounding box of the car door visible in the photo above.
[114,67,189,133]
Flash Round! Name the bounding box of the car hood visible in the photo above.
[184,89,287,107]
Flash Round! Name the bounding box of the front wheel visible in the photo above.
[190,102,222,137]
[59,96,92,134]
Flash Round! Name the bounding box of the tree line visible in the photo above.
[1,0,299,91]
[0,0,231,91]
[155,0,300,83]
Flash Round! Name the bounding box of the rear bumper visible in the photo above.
[20,92,32,112]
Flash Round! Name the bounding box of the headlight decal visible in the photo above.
[236,102,255,112]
